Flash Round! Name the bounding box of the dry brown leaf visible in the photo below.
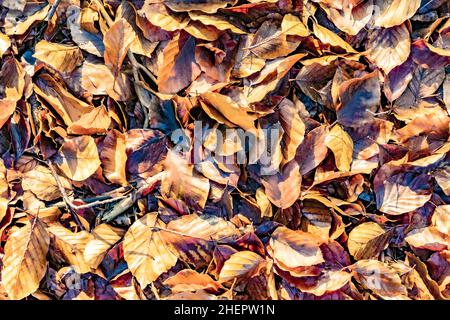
[218,251,266,283]
[164,269,224,293]
[269,227,325,268]
[84,224,125,269]
[324,124,353,172]
[161,150,210,209]
[373,0,421,28]
[352,259,408,299]
[67,105,112,135]
[22,165,72,201]
[104,19,136,73]
[348,222,391,260]
[100,130,128,186]
[53,136,101,182]
[47,224,91,273]
[34,40,84,74]
[405,227,449,251]
[366,24,411,74]
[123,214,178,287]
[157,33,201,94]
[260,160,301,209]
[2,217,50,300]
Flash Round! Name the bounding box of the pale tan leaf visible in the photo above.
[164,269,224,293]
[405,227,449,251]
[100,130,128,186]
[0,32,11,57]
[352,259,408,299]
[366,24,411,74]
[34,40,84,74]
[269,227,325,268]
[164,0,234,13]
[34,74,94,126]
[313,22,357,53]
[157,33,201,94]
[433,205,450,235]
[54,136,101,182]
[245,53,306,103]
[67,5,104,57]
[2,217,50,300]
[47,225,91,274]
[123,213,178,287]
[348,222,391,260]
[22,165,72,201]
[378,173,432,215]
[84,224,125,269]
[67,105,111,135]
[104,19,136,73]
[321,0,373,35]
[278,99,305,163]
[161,150,210,209]
[324,124,354,172]
[165,213,240,242]
[260,160,301,209]
[256,187,273,218]
[218,251,266,283]
[281,14,309,37]
[373,0,421,28]
[435,167,450,196]
[201,91,258,133]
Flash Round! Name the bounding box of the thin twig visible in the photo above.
[46,0,63,22]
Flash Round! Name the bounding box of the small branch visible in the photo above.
[46,0,62,22]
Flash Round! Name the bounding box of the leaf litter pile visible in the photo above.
[0,0,450,301]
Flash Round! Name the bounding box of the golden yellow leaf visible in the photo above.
[0,32,11,57]
[100,129,128,186]
[325,124,354,172]
[348,222,391,260]
[84,224,125,269]
[373,0,421,28]
[218,251,266,283]
[2,217,50,300]
[34,40,84,74]
[22,165,72,201]
[269,227,325,268]
[47,224,91,274]
[313,22,357,53]
[54,136,101,182]
[366,23,411,74]
[123,214,178,287]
